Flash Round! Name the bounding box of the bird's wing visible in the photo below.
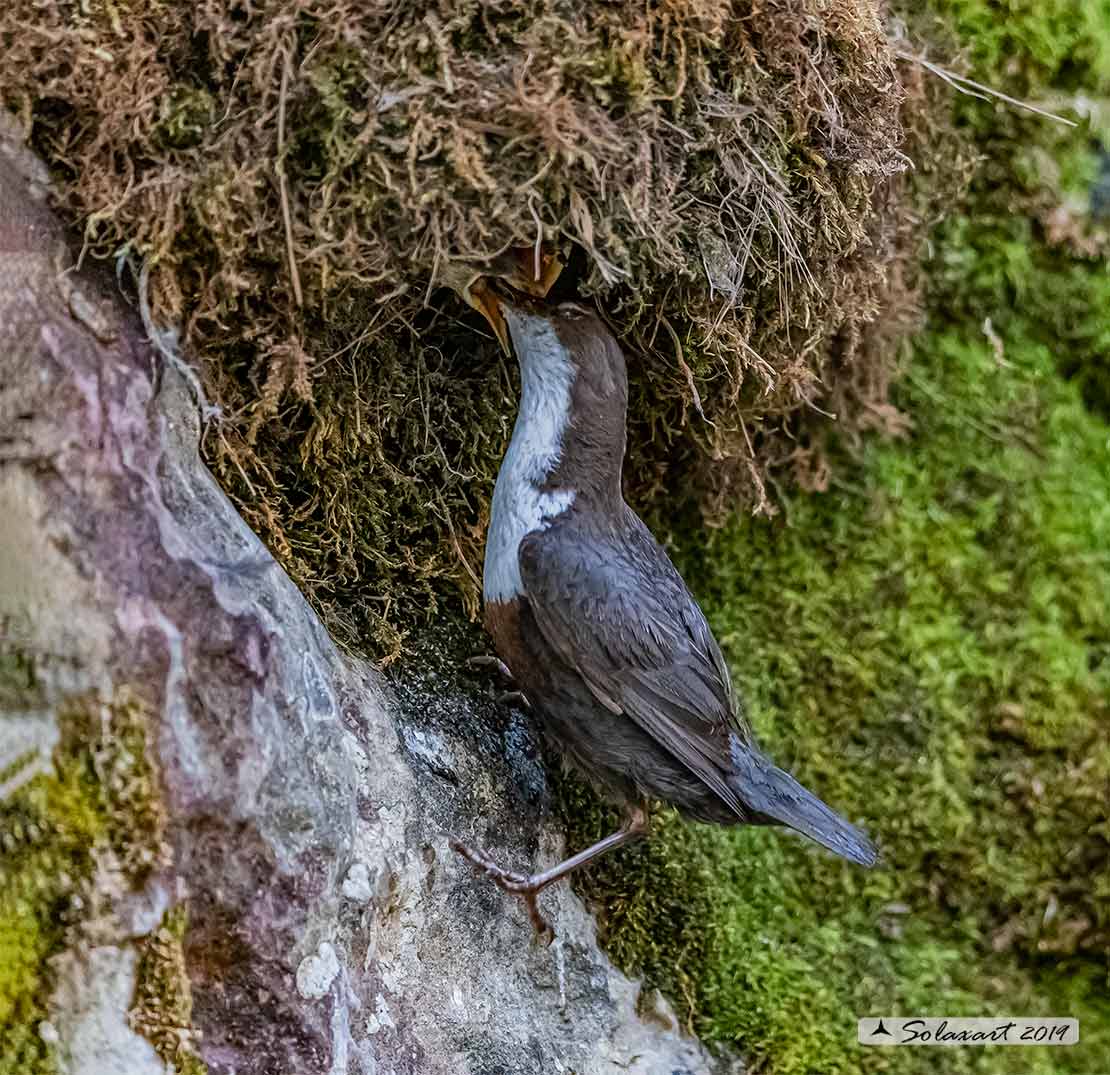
[518,510,752,818]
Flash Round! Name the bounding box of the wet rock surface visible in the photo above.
[0,124,734,1075]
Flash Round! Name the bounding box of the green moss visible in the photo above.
[923,0,1110,90]
[0,759,101,1075]
[155,86,214,151]
[676,312,1110,1072]
[131,906,206,1075]
[0,687,169,1075]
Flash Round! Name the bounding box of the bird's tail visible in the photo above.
[728,740,878,866]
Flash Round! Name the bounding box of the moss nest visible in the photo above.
[0,0,937,649]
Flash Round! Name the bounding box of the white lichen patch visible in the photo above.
[365,993,396,1036]
[342,861,373,903]
[296,940,341,1000]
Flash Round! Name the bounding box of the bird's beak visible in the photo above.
[466,276,511,355]
[439,263,511,355]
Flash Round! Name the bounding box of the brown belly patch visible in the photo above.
[484,598,533,686]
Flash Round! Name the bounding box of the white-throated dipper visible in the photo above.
[452,296,877,935]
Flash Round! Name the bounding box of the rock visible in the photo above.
[0,123,730,1075]
[46,948,170,1075]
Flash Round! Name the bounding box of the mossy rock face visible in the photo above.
[3,1,1109,1073]
[131,906,204,1075]
[0,0,931,647]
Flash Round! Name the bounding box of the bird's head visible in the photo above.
[523,300,627,404]
[442,248,628,468]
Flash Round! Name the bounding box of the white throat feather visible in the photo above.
[483,308,577,602]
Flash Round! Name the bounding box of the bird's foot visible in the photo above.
[467,655,531,709]
[466,654,514,680]
[494,690,530,710]
[449,837,554,943]
[450,811,649,941]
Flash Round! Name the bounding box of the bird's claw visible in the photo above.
[493,870,532,892]
[467,656,531,709]
[449,836,554,943]
[466,654,514,680]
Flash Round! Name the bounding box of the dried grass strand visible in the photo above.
[897,51,1078,127]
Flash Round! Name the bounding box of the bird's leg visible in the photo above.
[450,805,650,939]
